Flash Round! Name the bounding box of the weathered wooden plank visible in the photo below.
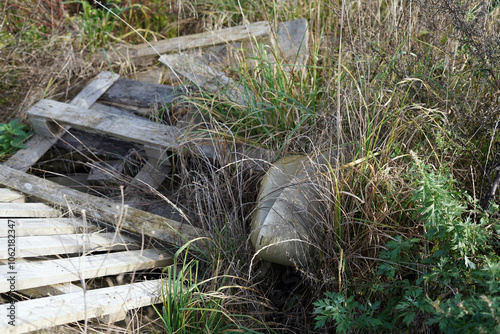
[28,99,183,148]
[95,21,270,63]
[161,19,308,72]
[129,145,171,190]
[0,203,60,218]
[57,126,139,158]
[0,232,134,259]
[87,160,126,185]
[0,189,25,203]
[70,71,120,109]
[0,278,169,333]
[140,21,270,57]
[99,78,189,109]
[133,67,166,84]
[91,100,152,117]
[3,72,120,172]
[2,134,60,172]
[0,249,172,293]
[129,162,171,190]
[44,174,93,193]
[160,53,247,106]
[0,164,205,248]
[29,99,275,167]
[0,218,92,237]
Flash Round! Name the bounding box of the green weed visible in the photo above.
[155,241,265,334]
[0,119,32,157]
[314,152,500,333]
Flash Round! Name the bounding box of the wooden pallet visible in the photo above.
[0,189,173,333]
[0,73,196,333]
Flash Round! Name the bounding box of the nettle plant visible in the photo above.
[314,152,500,333]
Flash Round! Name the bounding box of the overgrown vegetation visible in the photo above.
[1,0,500,333]
[314,153,499,332]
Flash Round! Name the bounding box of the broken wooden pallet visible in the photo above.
[0,189,174,333]
[0,164,205,248]
[2,70,206,246]
[0,18,310,332]
[10,70,272,194]
[27,97,274,168]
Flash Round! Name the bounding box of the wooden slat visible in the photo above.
[129,162,171,190]
[0,278,169,333]
[0,233,134,259]
[0,203,60,218]
[2,134,60,172]
[95,21,270,62]
[28,99,183,148]
[139,21,270,57]
[0,218,91,237]
[129,145,172,190]
[3,71,120,172]
[0,189,25,203]
[0,164,205,248]
[2,258,85,298]
[192,18,309,70]
[160,53,247,106]
[69,71,120,109]
[99,78,189,109]
[29,99,275,166]
[0,249,172,293]
[57,126,138,158]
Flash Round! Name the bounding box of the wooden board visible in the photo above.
[69,72,120,109]
[0,164,206,249]
[29,99,275,167]
[4,72,120,172]
[20,282,84,298]
[0,249,172,293]
[28,99,183,148]
[2,134,60,172]
[99,78,190,109]
[160,19,309,72]
[87,160,126,185]
[0,218,91,237]
[56,126,139,158]
[0,189,25,203]
[159,53,247,106]
[0,232,134,259]
[0,278,169,333]
[95,21,270,62]
[1,257,85,298]
[129,145,172,190]
[129,163,171,190]
[0,203,60,218]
